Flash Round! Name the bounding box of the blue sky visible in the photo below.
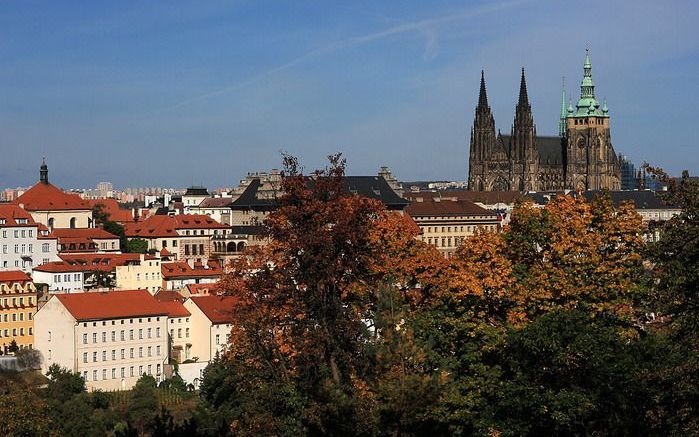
[0,0,697,189]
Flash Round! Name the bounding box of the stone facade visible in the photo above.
[468,50,620,192]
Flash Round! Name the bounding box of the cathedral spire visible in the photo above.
[559,77,567,137]
[478,70,489,109]
[517,67,530,108]
[40,157,49,184]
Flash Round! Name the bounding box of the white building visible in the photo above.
[0,204,59,273]
[34,290,169,390]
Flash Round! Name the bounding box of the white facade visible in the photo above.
[0,224,58,273]
[35,295,169,391]
[31,269,85,293]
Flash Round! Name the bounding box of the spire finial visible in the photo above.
[477,70,489,109]
[518,67,529,107]
[559,77,568,136]
[40,157,49,184]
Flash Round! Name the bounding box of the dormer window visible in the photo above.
[0,219,5,225]
[16,219,27,224]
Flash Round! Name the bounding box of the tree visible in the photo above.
[8,339,18,353]
[125,238,149,254]
[128,374,159,433]
[15,348,42,370]
[93,203,128,250]
[0,381,53,436]
[45,364,86,403]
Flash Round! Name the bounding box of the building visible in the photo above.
[0,271,38,353]
[188,197,234,225]
[13,160,94,230]
[161,260,222,291]
[34,290,170,390]
[182,186,210,210]
[123,214,230,261]
[618,155,638,190]
[32,253,158,293]
[0,204,59,272]
[468,49,621,192]
[50,228,121,253]
[404,195,500,257]
[115,254,163,294]
[183,295,236,363]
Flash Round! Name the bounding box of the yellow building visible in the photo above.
[115,254,163,294]
[0,270,37,353]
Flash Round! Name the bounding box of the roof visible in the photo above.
[184,186,210,196]
[14,182,92,211]
[158,300,191,318]
[498,134,564,166]
[230,176,408,211]
[0,270,32,283]
[185,283,217,295]
[161,260,222,280]
[406,198,495,217]
[404,190,523,205]
[50,228,119,240]
[0,204,38,227]
[581,190,679,210]
[33,253,150,273]
[54,290,169,321]
[198,197,233,208]
[189,295,239,324]
[154,289,185,302]
[124,214,229,238]
[87,199,134,223]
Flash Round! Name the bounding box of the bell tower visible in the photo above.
[565,49,620,190]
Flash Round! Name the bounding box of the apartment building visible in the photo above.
[115,254,163,294]
[0,271,38,353]
[34,290,169,390]
[161,260,222,290]
[0,204,59,272]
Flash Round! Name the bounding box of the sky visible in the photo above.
[0,0,697,189]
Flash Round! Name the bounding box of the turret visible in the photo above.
[40,157,48,184]
[559,77,567,137]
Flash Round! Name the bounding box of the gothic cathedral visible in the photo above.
[467,49,621,192]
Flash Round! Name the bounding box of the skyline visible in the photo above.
[1,0,697,188]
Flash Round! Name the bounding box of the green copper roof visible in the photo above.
[559,77,567,136]
[572,48,606,118]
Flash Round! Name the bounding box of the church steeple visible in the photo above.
[40,157,49,184]
[517,67,530,108]
[559,77,567,137]
[478,70,489,109]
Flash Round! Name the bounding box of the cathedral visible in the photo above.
[467,49,621,192]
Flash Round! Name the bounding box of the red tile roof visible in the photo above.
[161,260,222,280]
[198,197,233,208]
[185,283,216,295]
[159,300,191,318]
[0,270,32,284]
[189,295,239,324]
[87,199,134,223]
[123,214,229,238]
[14,182,91,211]
[154,289,185,302]
[33,253,149,273]
[51,228,119,240]
[0,204,38,227]
[54,289,169,321]
[405,198,495,217]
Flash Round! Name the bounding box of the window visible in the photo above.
[83,371,88,381]
[130,367,134,377]
[111,350,116,360]
[139,347,143,358]
[102,351,107,361]
[156,345,161,356]
[111,331,116,342]
[120,330,125,341]
[157,364,161,375]
[93,370,98,381]
[147,346,152,357]
[156,327,160,338]
[130,348,134,358]
[48,331,51,341]
[121,368,125,378]
[147,365,152,375]
[139,366,143,375]
[138,329,143,339]
[147,328,152,338]
[111,368,116,379]
[178,328,182,338]
[93,352,97,362]
[102,369,107,380]
[186,328,189,338]
[215,334,220,345]
[129,329,134,340]
[121,349,125,359]
[83,353,88,363]
[102,332,106,342]
[93,333,97,343]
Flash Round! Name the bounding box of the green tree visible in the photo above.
[125,238,149,254]
[0,382,53,436]
[45,364,86,402]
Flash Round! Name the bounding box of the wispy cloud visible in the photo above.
[163,0,528,111]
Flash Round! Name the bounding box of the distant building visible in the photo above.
[404,192,501,257]
[13,160,93,230]
[619,155,638,190]
[468,49,620,191]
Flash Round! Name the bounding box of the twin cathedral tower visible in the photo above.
[467,49,621,192]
